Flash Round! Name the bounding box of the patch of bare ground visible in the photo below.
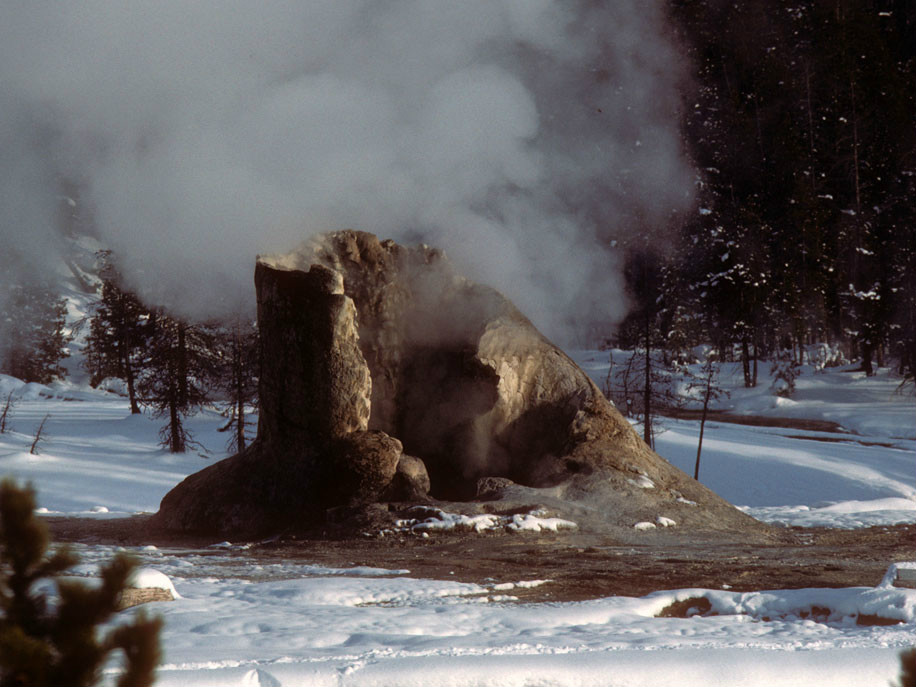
[781,435,899,448]
[661,409,847,434]
[655,596,903,625]
[663,410,899,447]
[46,516,914,603]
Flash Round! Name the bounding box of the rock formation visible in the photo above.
[154,230,761,537]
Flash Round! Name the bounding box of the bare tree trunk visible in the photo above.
[177,323,189,408]
[234,328,246,452]
[741,336,752,388]
[621,353,635,417]
[603,351,614,400]
[752,332,759,388]
[120,331,140,414]
[849,77,862,216]
[0,392,13,433]
[694,378,714,481]
[643,317,652,449]
[169,394,184,453]
[862,339,874,377]
[30,414,50,455]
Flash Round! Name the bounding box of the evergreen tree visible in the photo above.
[666,0,915,376]
[0,480,161,686]
[216,317,259,453]
[85,252,151,414]
[136,311,218,453]
[770,347,801,397]
[0,281,70,385]
[613,249,684,448]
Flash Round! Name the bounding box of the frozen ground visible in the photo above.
[0,352,913,686]
[573,350,916,529]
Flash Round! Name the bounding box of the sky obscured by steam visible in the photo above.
[0,1,695,341]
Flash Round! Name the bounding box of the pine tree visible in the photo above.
[0,281,70,384]
[668,0,916,376]
[216,318,259,453]
[85,252,151,414]
[613,249,684,448]
[0,480,161,686]
[136,311,218,453]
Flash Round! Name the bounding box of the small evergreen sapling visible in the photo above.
[0,480,161,686]
[770,348,801,398]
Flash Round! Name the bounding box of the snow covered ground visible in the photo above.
[0,353,913,686]
[573,350,916,529]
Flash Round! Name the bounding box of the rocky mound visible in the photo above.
[153,230,763,538]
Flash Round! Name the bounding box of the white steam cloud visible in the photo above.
[0,0,694,342]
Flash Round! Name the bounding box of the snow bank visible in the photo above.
[118,568,915,687]
[742,499,916,528]
[650,585,916,625]
[127,567,180,598]
[879,562,916,589]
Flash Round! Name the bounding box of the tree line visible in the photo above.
[2,1,913,457]
[613,0,915,387]
[0,251,258,454]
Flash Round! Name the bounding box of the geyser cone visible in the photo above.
[154,231,763,538]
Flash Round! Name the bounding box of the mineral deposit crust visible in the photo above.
[154,230,763,538]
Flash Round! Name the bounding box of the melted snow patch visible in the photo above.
[391,507,577,535]
[628,475,656,489]
[635,515,678,530]
[491,579,550,592]
[506,513,577,532]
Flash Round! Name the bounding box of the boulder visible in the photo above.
[382,454,432,502]
[117,588,174,611]
[154,230,761,537]
[325,430,403,507]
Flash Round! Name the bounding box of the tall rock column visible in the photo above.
[255,262,371,450]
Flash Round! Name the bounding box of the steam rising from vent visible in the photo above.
[0,1,694,342]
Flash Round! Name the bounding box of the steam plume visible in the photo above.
[0,1,694,342]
